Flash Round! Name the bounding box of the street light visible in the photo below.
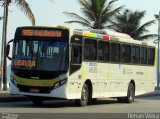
[154,11,160,89]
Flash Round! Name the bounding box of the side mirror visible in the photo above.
[7,44,10,56]
[7,39,13,60]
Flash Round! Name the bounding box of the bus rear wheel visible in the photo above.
[75,83,89,106]
[117,83,135,103]
[125,83,135,103]
[30,96,44,106]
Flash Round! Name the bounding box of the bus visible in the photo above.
[7,26,157,106]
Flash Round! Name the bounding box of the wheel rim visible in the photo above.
[82,87,88,101]
[129,85,134,101]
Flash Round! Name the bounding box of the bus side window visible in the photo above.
[71,44,82,64]
[148,48,155,65]
[98,40,110,62]
[121,44,131,63]
[131,45,140,64]
[84,38,97,61]
[140,47,147,64]
[111,42,120,63]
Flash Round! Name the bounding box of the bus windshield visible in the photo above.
[12,40,69,72]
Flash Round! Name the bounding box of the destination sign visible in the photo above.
[13,60,36,67]
[22,29,62,37]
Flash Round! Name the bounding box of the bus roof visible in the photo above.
[73,29,157,47]
[16,26,157,47]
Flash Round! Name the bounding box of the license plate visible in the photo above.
[29,88,39,93]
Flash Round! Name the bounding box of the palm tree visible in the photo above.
[109,9,157,40]
[1,0,52,91]
[64,0,124,29]
[8,0,53,25]
[14,0,36,25]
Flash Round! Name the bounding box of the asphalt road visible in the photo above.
[0,96,160,119]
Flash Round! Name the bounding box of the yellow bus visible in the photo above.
[7,26,157,106]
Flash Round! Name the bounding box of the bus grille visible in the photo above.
[18,85,52,94]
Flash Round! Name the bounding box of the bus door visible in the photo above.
[69,35,82,98]
[83,38,97,97]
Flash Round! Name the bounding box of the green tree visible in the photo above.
[14,0,35,25]
[64,0,124,29]
[13,0,53,25]
[109,9,157,40]
[0,0,52,91]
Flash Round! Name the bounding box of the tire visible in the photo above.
[75,84,89,106]
[124,83,135,103]
[30,96,44,106]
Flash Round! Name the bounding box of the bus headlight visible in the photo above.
[10,73,18,87]
[54,82,60,89]
[53,78,67,89]
[13,79,18,86]
[60,79,67,85]
[10,72,14,81]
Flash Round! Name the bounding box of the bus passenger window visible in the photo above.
[131,45,140,64]
[148,48,155,65]
[71,45,82,64]
[98,41,103,61]
[98,41,110,62]
[121,44,131,63]
[84,38,97,61]
[111,42,120,62]
[140,47,147,64]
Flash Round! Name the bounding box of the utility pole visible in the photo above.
[0,0,9,91]
[157,11,160,89]
[155,11,160,89]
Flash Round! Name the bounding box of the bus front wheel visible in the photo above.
[75,83,89,106]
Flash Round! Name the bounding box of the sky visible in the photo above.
[0,0,160,61]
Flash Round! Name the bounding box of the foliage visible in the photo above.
[64,0,124,29]
[109,9,157,40]
[12,0,53,25]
